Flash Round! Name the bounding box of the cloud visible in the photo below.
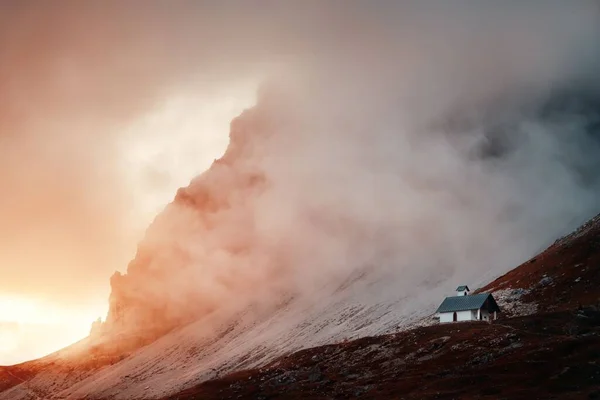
[101,1,600,337]
[1,0,600,360]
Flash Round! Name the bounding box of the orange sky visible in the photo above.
[0,2,266,364]
[0,88,256,365]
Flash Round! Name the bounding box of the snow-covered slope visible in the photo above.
[0,228,578,400]
[2,208,597,400]
[0,269,465,400]
[57,278,436,399]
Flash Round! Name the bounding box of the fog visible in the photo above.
[104,2,600,335]
[1,1,600,362]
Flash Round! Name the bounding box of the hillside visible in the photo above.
[165,310,600,399]
[1,212,598,400]
[162,212,600,400]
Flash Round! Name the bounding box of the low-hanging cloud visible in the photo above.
[1,0,600,357]
[99,1,600,336]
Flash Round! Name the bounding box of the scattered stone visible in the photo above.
[354,385,373,397]
[539,276,553,287]
[308,372,323,382]
[507,333,520,342]
[469,354,494,365]
[493,288,537,317]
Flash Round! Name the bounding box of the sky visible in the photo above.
[0,90,254,364]
[0,1,263,363]
[1,1,600,364]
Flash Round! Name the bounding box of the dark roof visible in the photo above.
[456,285,470,291]
[436,293,500,313]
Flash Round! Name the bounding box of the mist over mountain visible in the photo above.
[1,2,600,398]
[103,44,600,345]
[1,1,599,317]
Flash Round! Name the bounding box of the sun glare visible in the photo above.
[0,296,52,324]
[0,295,95,365]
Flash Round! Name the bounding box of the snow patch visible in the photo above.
[493,288,538,317]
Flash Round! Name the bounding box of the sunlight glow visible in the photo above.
[120,83,258,222]
[0,295,94,364]
[0,83,258,365]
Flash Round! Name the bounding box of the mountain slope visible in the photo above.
[1,210,599,400]
[0,82,600,399]
[165,310,600,399]
[161,212,600,400]
[477,213,600,312]
[2,86,600,399]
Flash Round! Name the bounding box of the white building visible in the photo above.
[436,285,500,323]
